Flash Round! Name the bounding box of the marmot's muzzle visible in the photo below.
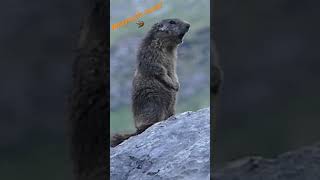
[178,24,190,40]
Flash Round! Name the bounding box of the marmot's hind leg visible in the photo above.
[134,100,166,132]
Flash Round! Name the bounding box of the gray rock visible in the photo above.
[110,107,210,180]
[213,142,320,180]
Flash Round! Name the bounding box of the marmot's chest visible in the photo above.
[160,54,177,73]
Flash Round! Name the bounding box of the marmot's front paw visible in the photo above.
[173,82,180,91]
[167,115,177,121]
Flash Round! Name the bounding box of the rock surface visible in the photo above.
[110,107,210,180]
[213,142,320,180]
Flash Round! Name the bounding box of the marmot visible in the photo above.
[111,18,190,147]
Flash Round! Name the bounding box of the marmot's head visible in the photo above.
[147,18,190,47]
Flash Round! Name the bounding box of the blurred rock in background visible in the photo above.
[0,0,84,179]
[215,0,320,168]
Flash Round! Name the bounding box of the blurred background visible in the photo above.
[215,0,320,167]
[0,0,84,179]
[110,0,210,134]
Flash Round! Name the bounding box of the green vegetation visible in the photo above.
[176,88,210,113]
[110,106,135,134]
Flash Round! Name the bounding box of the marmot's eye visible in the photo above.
[169,20,176,25]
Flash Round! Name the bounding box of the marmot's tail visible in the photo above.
[110,131,139,147]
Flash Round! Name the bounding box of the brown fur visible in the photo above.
[213,42,222,96]
[110,19,190,147]
[67,0,108,179]
[212,38,223,147]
